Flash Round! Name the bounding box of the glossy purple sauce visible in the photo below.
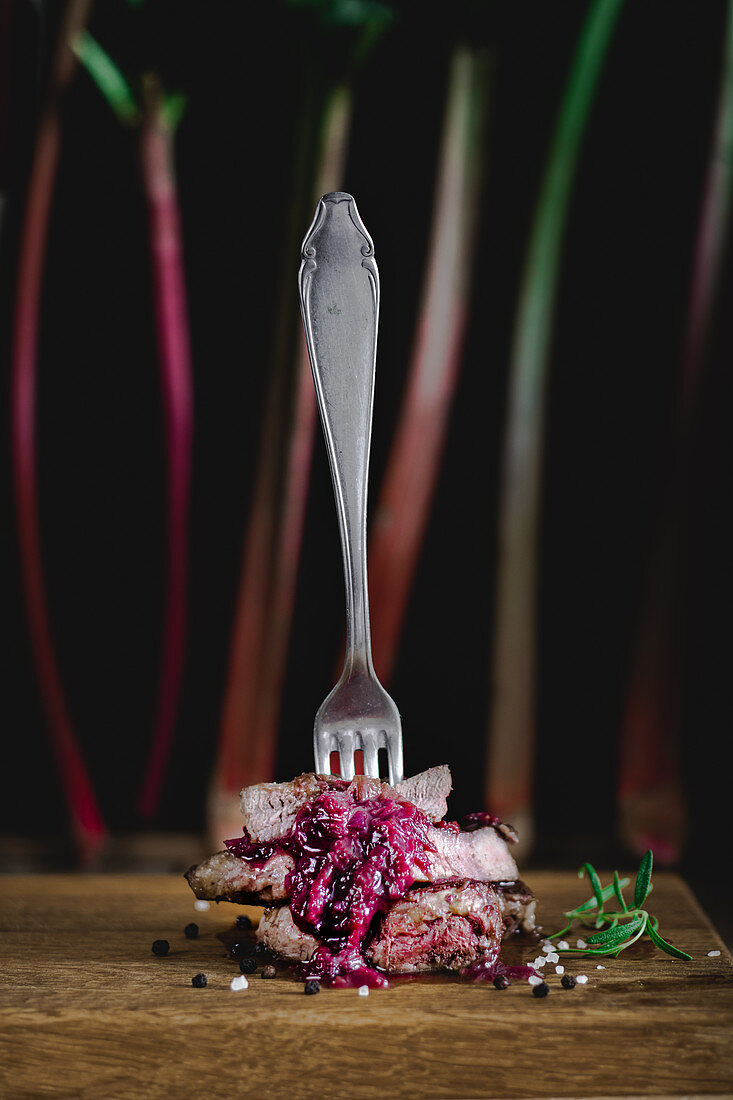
[226,780,436,987]
[465,957,538,983]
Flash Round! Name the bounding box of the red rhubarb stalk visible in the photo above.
[209,85,352,843]
[10,0,106,862]
[138,80,194,817]
[618,0,733,862]
[367,47,490,683]
[250,85,352,784]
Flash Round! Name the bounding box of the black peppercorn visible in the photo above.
[532,982,550,998]
[235,914,252,930]
[561,974,576,989]
[239,957,257,974]
[304,979,321,995]
[152,939,169,957]
[184,922,199,939]
[493,974,510,989]
[261,965,277,979]
[229,941,250,958]
[192,973,207,988]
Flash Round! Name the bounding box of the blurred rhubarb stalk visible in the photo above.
[0,0,12,236]
[618,0,733,863]
[73,34,193,818]
[137,78,194,818]
[208,83,352,847]
[486,0,625,857]
[10,0,107,862]
[367,46,491,683]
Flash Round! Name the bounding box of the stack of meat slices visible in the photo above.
[186,766,535,984]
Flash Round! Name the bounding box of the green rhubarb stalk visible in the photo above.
[486,0,625,842]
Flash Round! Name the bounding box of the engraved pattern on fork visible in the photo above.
[298,192,404,785]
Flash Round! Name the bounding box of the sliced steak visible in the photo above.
[367,881,503,973]
[238,773,330,845]
[257,878,529,973]
[418,824,519,883]
[496,879,536,934]
[395,765,451,823]
[186,821,519,907]
[257,905,319,962]
[185,849,294,905]
[237,767,452,844]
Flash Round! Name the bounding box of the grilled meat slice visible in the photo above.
[367,880,504,973]
[256,877,533,973]
[256,905,319,962]
[185,849,294,905]
[394,765,451,823]
[186,821,518,907]
[495,879,536,934]
[237,766,452,845]
[417,824,518,884]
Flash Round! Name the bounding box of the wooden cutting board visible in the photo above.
[1,872,731,1099]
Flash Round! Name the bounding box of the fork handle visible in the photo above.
[299,192,379,678]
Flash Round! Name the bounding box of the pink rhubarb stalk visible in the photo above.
[209,85,351,843]
[251,86,353,782]
[367,47,489,683]
[10,0,106,861]
[138,84,194,817]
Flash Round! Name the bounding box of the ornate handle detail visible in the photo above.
[298,192,380,674]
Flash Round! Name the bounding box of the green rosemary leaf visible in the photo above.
[634,849,653,908]
[547,922,573,941]
[557,856,690,962]
[556,944,628,957]
[586,914,645,945]
[569,878,629,916]
[646,917,693,960]
[613,870,628,912]
[579,862,605,913]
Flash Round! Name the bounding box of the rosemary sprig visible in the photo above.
[548,850,692,961]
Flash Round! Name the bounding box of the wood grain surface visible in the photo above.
[1,872,731,1099]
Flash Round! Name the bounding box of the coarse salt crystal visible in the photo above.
[576,974,588,984]
[546,952,559,964]
[558,940,569,951]
[358,985,369,997]
[528,975,543,986]
[194,900,210,912]
[230,975,248,991]
[596,965,606,970]
[555,965,565,975]
[533,957,546,968]
[576,939,587,949]
[542,942,554,953]
[708,950,721,957]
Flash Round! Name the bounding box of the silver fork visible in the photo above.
[298,192,404,786]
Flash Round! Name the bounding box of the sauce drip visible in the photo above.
[465,957,538,983]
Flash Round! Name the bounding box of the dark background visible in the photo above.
[1,0,730,918]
